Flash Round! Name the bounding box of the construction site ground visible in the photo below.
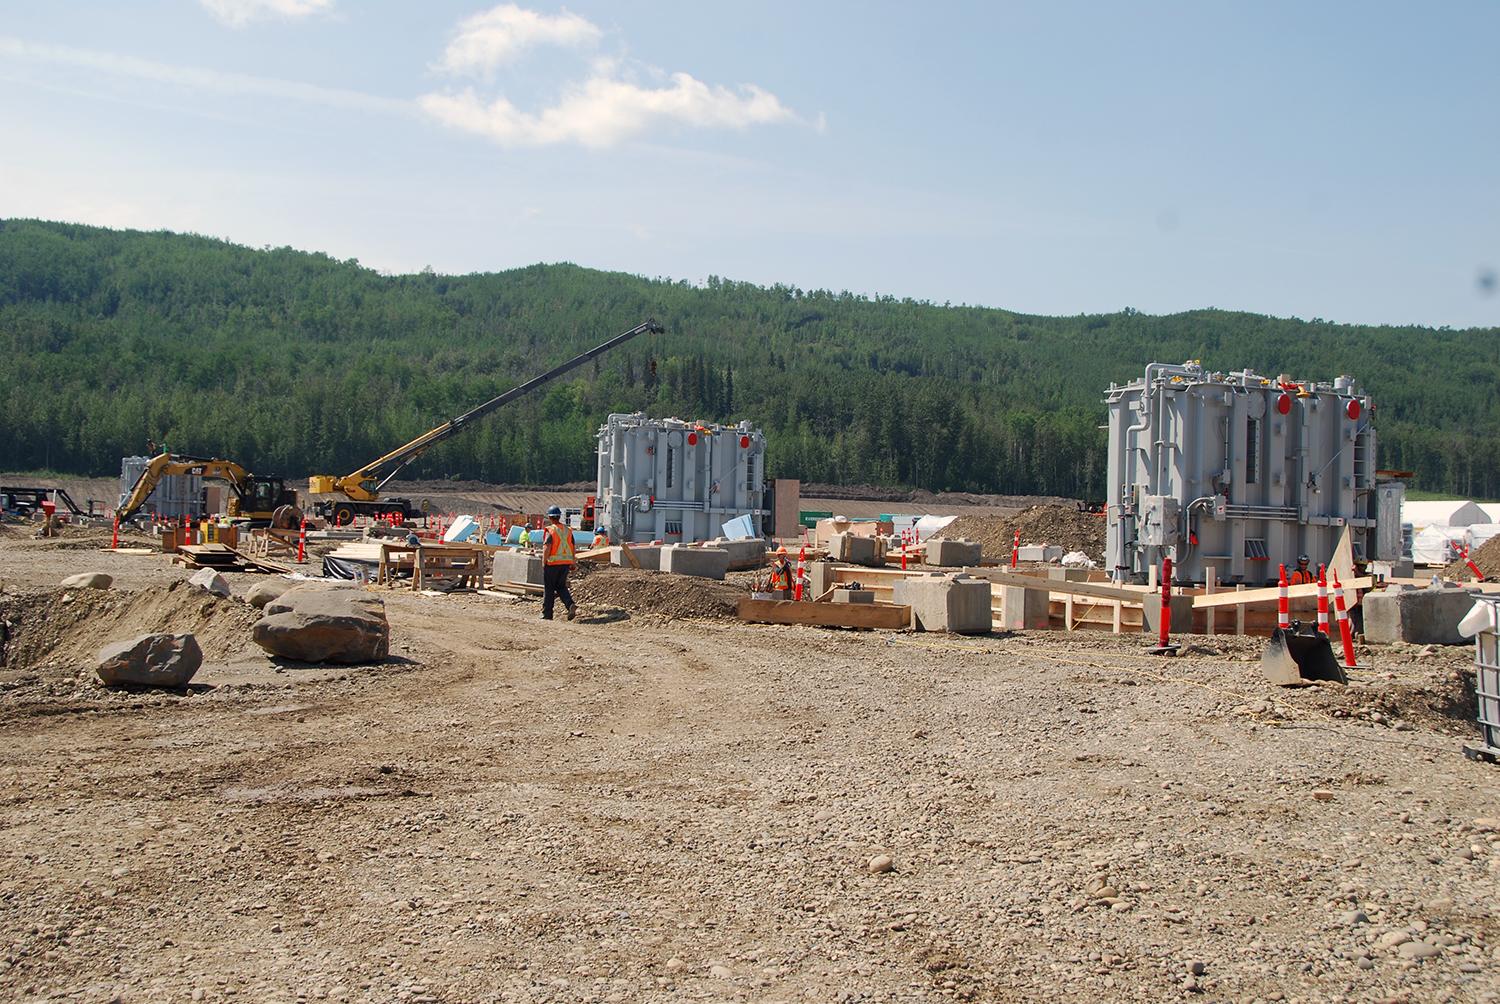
[2,525,1500,1003]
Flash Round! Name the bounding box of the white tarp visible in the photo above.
[910,514,956,542]
[1403,499,1489,529]
[1412,525,1464,566]
[1478,503,1500,523]
[1468,523,1500,550]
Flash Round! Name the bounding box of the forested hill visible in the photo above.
[2,218,1497,500]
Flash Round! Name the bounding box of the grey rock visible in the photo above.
[60,572,112,590]
[1397,941,1441,960]
[188,568,231,597]
[245,580,292,609]
[254,588,389,664]
[1340,910,1370,926]
[1355,957,1375,970]
[867,854,894,874]
[96,633,202,688]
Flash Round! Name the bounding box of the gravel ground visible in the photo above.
[1,531,1498,1003]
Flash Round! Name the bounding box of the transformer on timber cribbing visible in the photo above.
[596,413,767,544]
[1104,362,1401,585]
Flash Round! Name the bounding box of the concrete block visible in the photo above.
[661,545,730,581]
[1017,544,1064,563]
[1045,567,1092,582]
[611,545,662,571]
[893,573,992,634]
[927,538,982,567]
[996,584,1050,631]
[1363,583,1478,645]
[829,532,884,567]
[833,589,875,604]
[1142,595,1196,638]
[807,560,843,598]
[1372,558,1416,581]
[493,549,543,586]
[709,537,768,571]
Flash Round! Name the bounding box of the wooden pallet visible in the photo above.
[173,543,291,574]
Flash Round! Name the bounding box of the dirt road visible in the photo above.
[1,532,1498,1003]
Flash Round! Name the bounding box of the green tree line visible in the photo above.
[1,219,1497,499]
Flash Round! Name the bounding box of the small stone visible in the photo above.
[867,854,894,874]
[1186,961,1206,976]
[188,568,231,597]
[1355,957,1375,970]
[1378,931,1412,949]
[1397,941,1441,960]
[1339,910,1370,926]
[1312,789,1335,802]
[1092,885,1120,900]
[1425,897,1454,915]
[664,958,686,974]
[1110,900,1134,912]
[1460,962,1482,974]
[709,964,733,979]
[813,809,835,823]
[61,572,113,590]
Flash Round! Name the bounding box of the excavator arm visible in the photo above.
[310,318,664,505]
[117,455,256,521]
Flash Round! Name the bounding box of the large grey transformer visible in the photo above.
[1104,362,1396,584]
[118,456,204,521]
[596,413,767,544]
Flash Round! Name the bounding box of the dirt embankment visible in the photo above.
[1444,535,1500,581]
[569,565,748,622]
[936,505,1108,560]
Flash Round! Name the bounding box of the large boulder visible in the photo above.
[188,568,231,597]
[61,572,113,590]
[245,579,293,609]
[96,633,203,688]
[253,588,389,664]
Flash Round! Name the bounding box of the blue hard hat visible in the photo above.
[546,505,563,518]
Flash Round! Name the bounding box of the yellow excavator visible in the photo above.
[117,454,301,527]
[308,318,663,524]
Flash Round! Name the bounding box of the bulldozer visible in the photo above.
[117,454,301,528]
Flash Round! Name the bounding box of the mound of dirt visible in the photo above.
[570,566,746,621]
[1443,535,1500,581]
[935,505,1107,559]
[0,579,262,678]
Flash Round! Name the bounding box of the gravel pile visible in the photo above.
[937,505,1107,560]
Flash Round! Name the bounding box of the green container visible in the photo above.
[798,510,833,528]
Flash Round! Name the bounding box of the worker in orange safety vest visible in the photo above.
[1289,553,1314,585]
[541,506,578,621]
[767,547,794,593]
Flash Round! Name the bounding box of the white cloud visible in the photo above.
[0,36,407,115]
[420,71,796,148]
[438,3,601,76]
[199,0,335,28]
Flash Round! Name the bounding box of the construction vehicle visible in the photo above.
[308,318,664,524]
[117,454,300,527]
[2,487,93,519]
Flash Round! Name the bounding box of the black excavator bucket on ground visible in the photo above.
[1261,626,1346,686]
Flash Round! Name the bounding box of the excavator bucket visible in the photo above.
[1261,627,1346,686]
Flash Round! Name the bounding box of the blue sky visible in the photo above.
[1,0,1496,327]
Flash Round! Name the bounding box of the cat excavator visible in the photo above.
[116,454,301,528]
[308,318,663,524]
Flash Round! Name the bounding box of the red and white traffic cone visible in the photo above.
[1316,564,1329,636]
[1331,570,1357,669]
[795,545,807,601]
[110,515,120,550]
[1277,563,1291,630]
[297,517,308,563]
[1011,529,1020,569]
[900,529,908,571]
[1461,544,1486,582]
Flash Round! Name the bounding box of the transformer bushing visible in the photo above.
[595,413,767,544]
[1104,362,1401,585]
